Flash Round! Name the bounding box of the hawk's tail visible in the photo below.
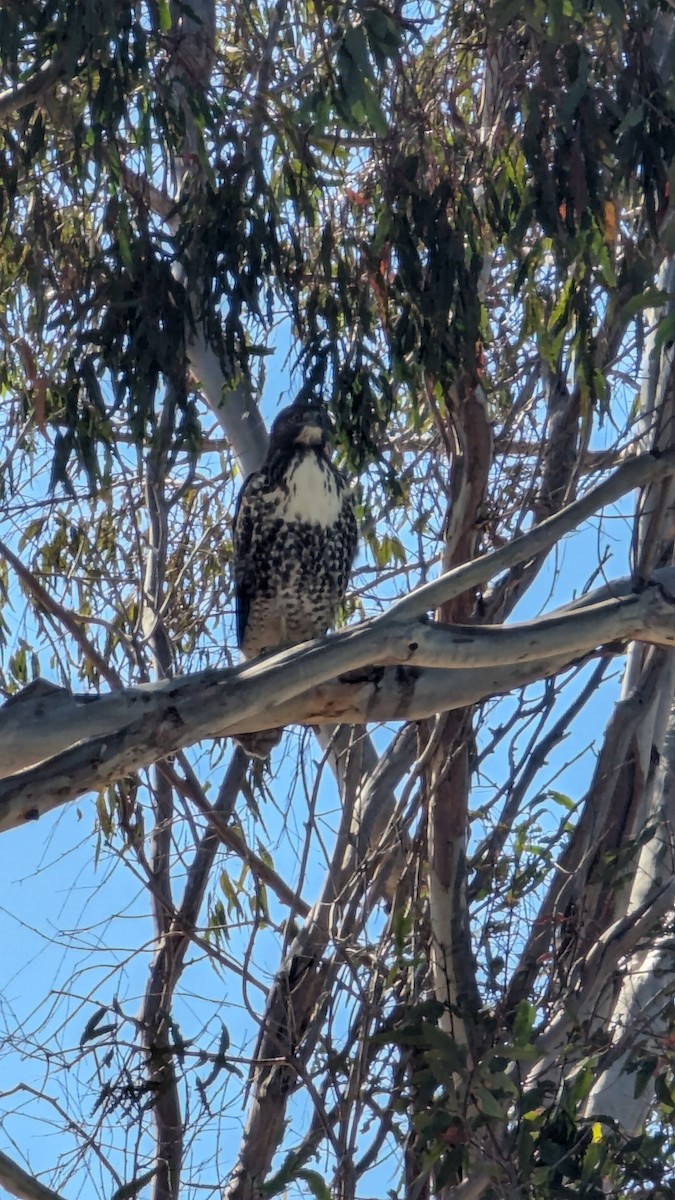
[233,728,283,759]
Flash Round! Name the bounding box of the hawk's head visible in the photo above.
[269,402,332,452]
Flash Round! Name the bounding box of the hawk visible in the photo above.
[233,401,358,756]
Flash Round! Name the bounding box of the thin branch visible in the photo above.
[0,537,117,687]
[140,387,182,1200]
[470,658,611,893]
[389,447,675,621]
[0,57,65,120]
[159,760,310,916]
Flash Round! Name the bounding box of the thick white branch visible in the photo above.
[584,942,675,1132]
[185,336,268,476]
[0,1150,67,1200]
[1,580,674,768]
[5,441,671,779]
[3,580,675,828]
[0,653,568,784]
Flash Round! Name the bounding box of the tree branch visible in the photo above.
[4,436,672,775]
[4,578,675,794]
[0,57,65,120]
[0,537,117,687]
[389,447,675,621]
[0,1150,68,1200]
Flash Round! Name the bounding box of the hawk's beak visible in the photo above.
[296,422,326,446]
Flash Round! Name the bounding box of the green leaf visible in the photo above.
[615,104,645,136]
[620,289,675,323]
[361,79,388,136]
[117,208,135,276]
[494,1041,540,1064]
[485,1071,521,1097]
[474,1085,509,1120]
[512,1000,536,1045]
[566,1063,595,1108]
[547,789,575,812]
[157,0,172,33]
[342,25,374,80]
[297,1170,332,1200]
[363,7,401,62]
[654,310,675,352]
[372,1020,467,1072]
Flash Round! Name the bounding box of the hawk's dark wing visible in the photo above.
[336,479,359,596]
[232,472,256,649]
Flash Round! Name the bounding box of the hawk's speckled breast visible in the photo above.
[234,447,358,659]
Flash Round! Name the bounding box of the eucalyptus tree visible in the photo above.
[2,2,675,1199]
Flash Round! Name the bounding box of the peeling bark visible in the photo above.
[523,256,675,1135]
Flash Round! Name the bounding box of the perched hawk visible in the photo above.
[233,401,358,756]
